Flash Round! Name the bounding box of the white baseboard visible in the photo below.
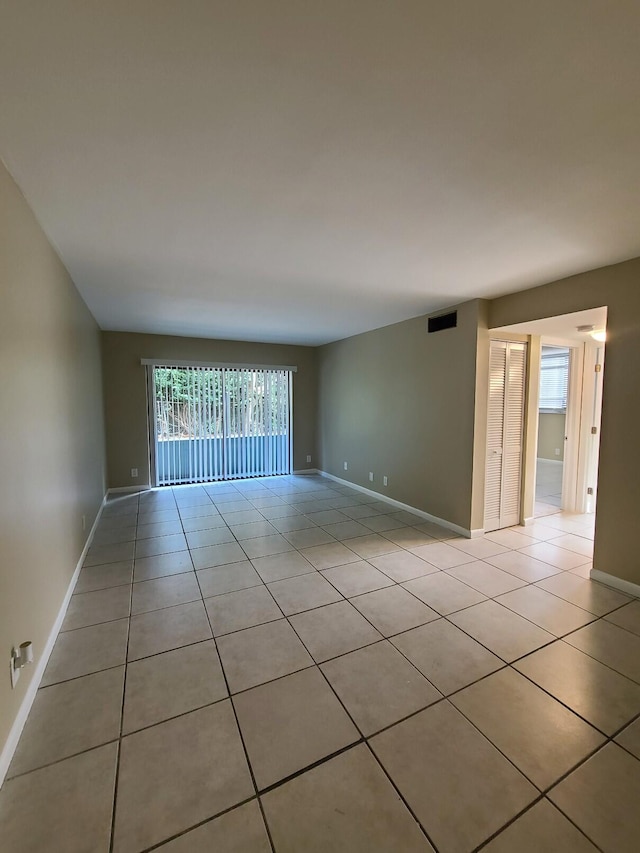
[590,569,640,599]
[108,484,151,494]
[0,492,108,788]
[292,468,319,475]
[319,471,473,538]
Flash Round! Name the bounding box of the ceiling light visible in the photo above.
[591,330,606,342]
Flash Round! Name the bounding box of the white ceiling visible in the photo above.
[1,2,639,346]
[496,306,608,341]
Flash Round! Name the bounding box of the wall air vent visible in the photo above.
[427,311,457,333]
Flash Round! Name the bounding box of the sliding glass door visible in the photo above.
[150,364,292,485]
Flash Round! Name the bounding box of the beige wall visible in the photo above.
[489,257,640,586]
[0,162,106,757]
[102,332,318,488]
[537,413,566,461]
[317,300,485,532]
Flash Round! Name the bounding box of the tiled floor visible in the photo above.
[1,475,640,852]
[535,457,564,517]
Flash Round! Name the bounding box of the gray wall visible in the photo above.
[0,162,106,757]
[317,300,484,531]
[102,332,318,488]
[537,413,566,461]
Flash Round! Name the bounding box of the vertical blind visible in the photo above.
[151,365,292,485]
[539,346,570,412]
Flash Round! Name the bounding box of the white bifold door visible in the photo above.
[484,340,527,532]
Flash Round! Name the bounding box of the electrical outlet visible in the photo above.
[383,476,388,486]
[81,514,86,531]
[554,448,560,457]
[131,467,139,478]
[306,455,311,463]
[369,472,374,482]
[343,462,348,471]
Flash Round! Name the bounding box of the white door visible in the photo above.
[485,340,527,532]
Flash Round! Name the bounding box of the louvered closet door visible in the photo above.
[484,340,527,532]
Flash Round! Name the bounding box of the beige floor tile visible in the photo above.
[391,619,503,695]
[570,563,593,578]
[547,533,594,558]
[496,586,596,637]
[0,743,118,853]
[402,572,486,615]
[446,561,526,597]
[289,600,382,662]
[484,528,538,550]
[131,572,201,615]
[133,550,193,581]
[197,560,262,596]
[75,560,133,593]
[218,506,257,522]
[370,702,537,853]
[525,521,572,541]
[449,600,555,662]
[269,513,315,532]
[229,520,278,540]
[411,521,460,540]
[549,743,640,853]
[251,550,315,582]
[514,641,640,735]
[261,744,434,853]
[616,717,640,759]
[322,520,372,541]
[518,542,590,571]
[261,504,306,521]
[301,541,362,570]
[485,550,562,581]
[62,584,131,630]
[564,619,640,683]
[483,799,598,852]
[92,525,137,546]
[606,599,640,636]
[216,619,313,693]
[138,510,179,526]
[345,533,401,559]
[113,702,253,853]
[9,667,124,777]
[156,801,270,852]
[382,527,437,549]
[283,526,336,548]
[190,541,247,570]
[240,534,294,559]
[535,572,631,615]
[305,509,349,525]
[451,668,604,789]
[180,513,227,533]
[205,585,283,635]
[128,601,212,661]
[360,514,407,533]
[85,540,135,567]
[234,667,359,789]
[267,572,342,614]
[136,519,184,540]
[42,618,129,686]
[135,533,188,559]
[123,641,227,734]
[322,641,441,735]
[185,526,235,549]
[350,585,439,636]
[321,560,395,597]
[449,538,509,559]
[368,549,438,582]
[410,541,477,570]
[340,503,382,520]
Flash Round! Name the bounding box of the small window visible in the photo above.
[539,346,570,413]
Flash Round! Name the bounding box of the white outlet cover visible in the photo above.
[369,472,374,481]
[306,455,311,463]
[131,468,139,478]
[343,462,348,470]
[383,476,388,486]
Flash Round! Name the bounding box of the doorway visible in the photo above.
[535,345,570,517]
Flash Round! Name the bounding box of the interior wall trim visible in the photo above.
[318,471,477,538]
[590,569,640,600]
[0,493,108,788]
